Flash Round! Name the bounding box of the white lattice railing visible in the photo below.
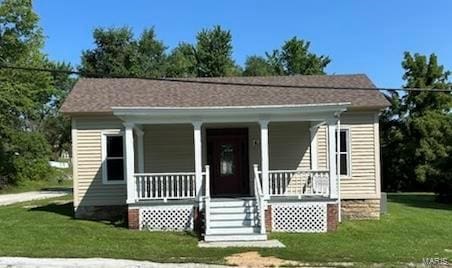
[135,172,197,201]
[269,170,330,197]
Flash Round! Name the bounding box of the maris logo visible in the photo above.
[422,257,448,266]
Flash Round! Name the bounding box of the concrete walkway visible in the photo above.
[0,257,226,268]
[0,190,69,206]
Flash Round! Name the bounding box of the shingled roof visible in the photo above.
[60,74,390,114]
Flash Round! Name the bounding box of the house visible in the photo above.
[61,74,389,242]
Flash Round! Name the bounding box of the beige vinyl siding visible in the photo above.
[269,122,311,192]
[316,126,328,170]
[316,112,380,199]
[73,116,126,207]
[143,124,194,172]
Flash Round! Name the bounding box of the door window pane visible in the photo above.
[220,144,234,175]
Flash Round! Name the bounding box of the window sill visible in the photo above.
[102,180,126,185]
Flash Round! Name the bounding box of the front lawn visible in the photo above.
[0,193,451,266]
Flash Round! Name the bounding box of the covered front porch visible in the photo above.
[114,103,346,237]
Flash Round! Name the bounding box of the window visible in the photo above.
[220,144,234,175]
[336,129,350,176]
[102,133,125,183]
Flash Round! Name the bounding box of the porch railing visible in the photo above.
[269,169,330,197]
[134,172,197,201]
[253,164,266,234]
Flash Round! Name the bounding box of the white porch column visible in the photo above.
[192,121,203,201]
[259,120,270,200]
[135,127,144,173]
[124,123,136,204]
[327,118,338,199]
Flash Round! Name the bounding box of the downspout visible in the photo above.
[335,112,342,223]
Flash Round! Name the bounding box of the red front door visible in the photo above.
[207,129,249,197]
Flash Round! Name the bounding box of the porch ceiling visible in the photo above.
[112,102,349,124]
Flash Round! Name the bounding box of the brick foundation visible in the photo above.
[264,205,272,232]
[341,199,380,220]
[74,205,127,221]
[327,203,338,231]
[194,206,204,238]
[128,208,139,229]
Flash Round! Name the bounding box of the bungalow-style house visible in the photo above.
[61,74,389,242]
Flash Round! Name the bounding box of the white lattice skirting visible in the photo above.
[139,206,194,231]
[272,202,327,232]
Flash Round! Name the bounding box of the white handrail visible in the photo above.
[253,164,266,235]
[204,165,211,234]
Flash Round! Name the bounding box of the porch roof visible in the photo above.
[61,74,390,115]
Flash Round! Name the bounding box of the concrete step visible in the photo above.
[209,219,255,228]
[208,226,260,235]
[210,206,257,214]
[204,233,267,242]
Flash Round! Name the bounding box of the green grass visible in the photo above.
[0,174,72,194]
[0,193,451,266]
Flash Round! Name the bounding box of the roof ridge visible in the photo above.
[77,73,369,81]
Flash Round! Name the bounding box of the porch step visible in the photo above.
[204,197,267,242]
[210,199,256,208]
[210,206,257,214]
[210,213,256,221]
[210,219,254,227]
[208,226,260,235]
[204,233,267,242]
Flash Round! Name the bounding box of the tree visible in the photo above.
[381,52,452,201]
[243,56,275,76]
[193,25,238,77]
[278,37,330,75]
[0,0,56,186]
[166,42,197,77]
[243,37,330,76]
[401,53,452,201]
[40,62,76,160]
[79,27,167,77]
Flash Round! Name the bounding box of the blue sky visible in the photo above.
[34,0,452,88]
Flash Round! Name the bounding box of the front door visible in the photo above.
[207,128,249,197]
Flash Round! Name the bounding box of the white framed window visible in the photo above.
[336,128,351,177]
[101,131,126,184]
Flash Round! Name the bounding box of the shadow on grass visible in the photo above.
[388,193,452,211]
[29,202,127,228]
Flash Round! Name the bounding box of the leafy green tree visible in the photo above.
[80,27,167,77]
[243,56,275,76]
[136,28,167,77]
[401,53,452,200]
[166,42,197,77]
[278,37,330,75]
[0,0,55,186]
[193,25,237,77]
[40,62,75,160]
[381,52,452,200]
[244,37,330,76]
[166,25,240,78]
